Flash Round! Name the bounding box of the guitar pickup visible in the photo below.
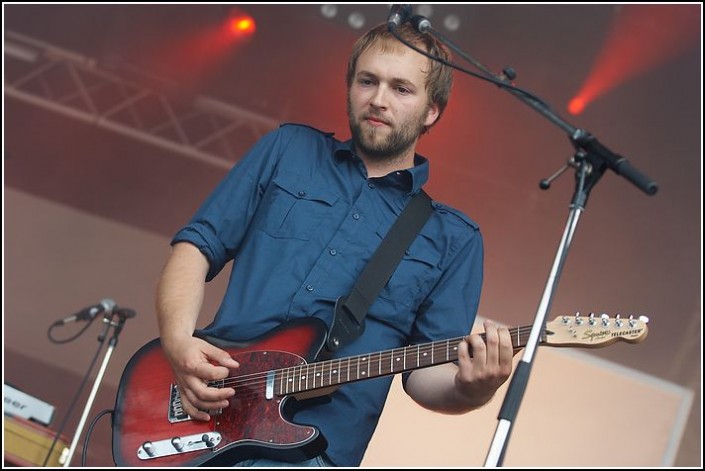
[137,432,222,460]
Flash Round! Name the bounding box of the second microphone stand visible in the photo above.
[392,14,658,467]
[63,308,135,467]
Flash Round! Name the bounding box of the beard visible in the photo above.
[347,95,427,163]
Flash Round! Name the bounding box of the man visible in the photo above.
[156,22,514,467]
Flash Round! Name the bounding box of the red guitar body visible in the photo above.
[112,318,329,467]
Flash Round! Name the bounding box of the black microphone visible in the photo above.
[410,15,432,33]
[387,4,412,31]
[54,298,116,325]
[115,308,137,319]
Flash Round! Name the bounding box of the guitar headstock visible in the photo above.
[545,313,649,348]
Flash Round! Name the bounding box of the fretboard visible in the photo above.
[275,324,542,395]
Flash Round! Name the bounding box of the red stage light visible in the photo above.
[567,5,698,115]
[229,15,256,36]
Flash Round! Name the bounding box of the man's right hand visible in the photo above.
[161,336,240,421]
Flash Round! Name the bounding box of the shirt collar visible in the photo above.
[335,139,429,195]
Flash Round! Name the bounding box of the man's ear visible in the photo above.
[424,103,440,127]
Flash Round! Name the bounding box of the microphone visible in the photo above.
[54,298,116,325]
[387,4,412,31]
[410,15,432,33]
[115,308,137,319]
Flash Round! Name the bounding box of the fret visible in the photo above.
[404,346,416,371]
[436,341,442,363]
[393,348,404,372]
[418,345,431,367]
[378,352,382,377]
[297,365,303,393]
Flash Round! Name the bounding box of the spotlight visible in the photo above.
[227,10,256,37]
[443,14,461,32]
[321,4,338,19]
[416,4,434,19]
[348,12,366,30]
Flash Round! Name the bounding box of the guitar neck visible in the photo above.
[274,324,542,395]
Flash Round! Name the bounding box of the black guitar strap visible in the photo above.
[325,190,433,354]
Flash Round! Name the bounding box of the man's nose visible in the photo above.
[369,85,389,109]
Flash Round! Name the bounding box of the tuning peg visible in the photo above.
[601,313,610,326]
[575,312,584,325]
[627,315,650,327]
[615,314,623,327]
[588,312,596,326]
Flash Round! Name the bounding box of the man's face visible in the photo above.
[347,43,439,163]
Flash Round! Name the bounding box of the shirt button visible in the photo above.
[329,249,337,256]
[306,285,314,292]
[352,213,360,220]
[298,191,306,197]
[367,182,375,189]
[405,249,410,256]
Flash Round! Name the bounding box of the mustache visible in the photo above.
[362,112,391,126]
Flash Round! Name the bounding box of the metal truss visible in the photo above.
[4,31,279,169]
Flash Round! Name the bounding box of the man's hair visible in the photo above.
[346,23,453,126]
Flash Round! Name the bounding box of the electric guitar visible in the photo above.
[112,313,648,466]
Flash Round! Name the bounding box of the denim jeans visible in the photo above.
[234,455,334,467]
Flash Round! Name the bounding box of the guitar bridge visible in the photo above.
[168,384,223,423]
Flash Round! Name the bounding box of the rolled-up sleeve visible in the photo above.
[171,127,288,281]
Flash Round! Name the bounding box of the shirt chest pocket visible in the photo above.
[261,172,339,240]
[376,223,442,309]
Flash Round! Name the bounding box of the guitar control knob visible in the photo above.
[142,441,156,457]
[171,437,184,451]
[202,434,216,448]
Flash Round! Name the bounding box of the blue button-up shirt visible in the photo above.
[172,123,483,466]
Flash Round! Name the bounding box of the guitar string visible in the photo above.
[183,326,543,404]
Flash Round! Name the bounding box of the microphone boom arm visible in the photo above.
[405,15,659,196]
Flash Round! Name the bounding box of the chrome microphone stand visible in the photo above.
[391,10,658,467]
[63,308,135,467]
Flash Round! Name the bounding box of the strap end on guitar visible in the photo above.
[325,296,366,354]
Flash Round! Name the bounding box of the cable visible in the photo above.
[81,409,113,467]
[390,27,550,109]
[47,316,97,344]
